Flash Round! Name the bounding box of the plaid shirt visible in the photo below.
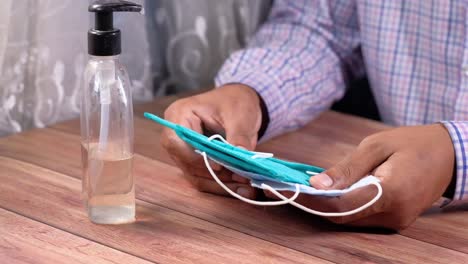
[215,0,468,201]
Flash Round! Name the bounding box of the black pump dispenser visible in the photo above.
[88,0,142,56]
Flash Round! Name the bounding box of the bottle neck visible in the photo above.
[89,55,120,61]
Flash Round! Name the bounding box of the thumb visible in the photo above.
[226,130,258,151]
[224,119,258,151]
[310,139,391,190]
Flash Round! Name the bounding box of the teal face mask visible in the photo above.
[144,112,382,217]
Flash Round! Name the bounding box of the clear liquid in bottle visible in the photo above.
[82,142,135,224]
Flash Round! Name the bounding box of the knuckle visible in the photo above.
[191,176,204,190]
[163,102,178,119]
[163,98,191,119]
[359,134,381,150]
[374,162,394,178]
[331,164,353,178]
[359,134,387,157]
[343,166,353,178]
[160,132,179,152]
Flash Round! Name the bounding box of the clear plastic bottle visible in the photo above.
[81,0,142,224]
[81,55,135,224]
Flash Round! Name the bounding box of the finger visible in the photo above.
[323,183,386,224]
[271,183,385,222]
[346,212,391,228]
[346,212,413,231]
[169,152,222,172]
[195,177,257,199]
[264,189,279,200]
[225,131,258,151]
[232,174,249,184]
[178,161,255,199]
[201,85,261,150]
[276,191,345,212]
[193,167,234,182]
[172,157,233,182]
[163,110,222,171]
[222,112,259,151]
[310,136,391,190]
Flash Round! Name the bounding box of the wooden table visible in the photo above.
[1,95,467,264]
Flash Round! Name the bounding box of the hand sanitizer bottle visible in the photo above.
[81,0,142,224]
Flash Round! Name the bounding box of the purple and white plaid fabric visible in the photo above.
[215,0,468,201]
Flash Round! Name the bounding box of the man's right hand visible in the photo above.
[161,84,262,199]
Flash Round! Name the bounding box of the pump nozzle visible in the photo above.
[89,0,142,13]
[88,0,142,56]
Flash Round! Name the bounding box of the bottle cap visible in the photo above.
[88,0,142,56]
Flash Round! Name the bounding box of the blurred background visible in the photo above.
[0,0,271,136]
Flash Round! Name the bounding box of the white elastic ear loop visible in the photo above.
[200,151,300,206]
[261,181,383,217]
[205,134,382,217]
[207,134,230,143]
[207,134,274,159]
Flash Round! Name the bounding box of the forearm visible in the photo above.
[216,0,363,140]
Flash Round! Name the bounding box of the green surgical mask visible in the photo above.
[144,112,382,217]
[144,112,323,186]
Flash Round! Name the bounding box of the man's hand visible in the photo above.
[161,84,261,199]
[274,124,455,230]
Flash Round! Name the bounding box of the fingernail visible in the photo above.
[310,173,333,187]
[208,161,222,171]
[236,187,251,198]
[232,174,249,183]
[236,145,247,150]
[212,163,222,171]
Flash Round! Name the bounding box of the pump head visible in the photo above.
[88,0,142,56]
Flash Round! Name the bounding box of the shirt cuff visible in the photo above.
[441,121,468,201]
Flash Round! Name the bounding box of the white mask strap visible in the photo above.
[202,134,383,217]
[201,151,300,206]
[207,134,274,159]
[261,181,383,217]
[207,134,230,143]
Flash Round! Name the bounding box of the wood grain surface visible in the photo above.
[0,157,326,264]
[0,96,467,263]
[0,208,152,264]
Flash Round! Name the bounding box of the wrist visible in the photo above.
[216,84,266,136]
[439,122,457,200]
[256,91,270,139]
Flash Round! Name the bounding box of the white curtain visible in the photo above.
[0,0,271,136]
[145,0,271,95]
[0,0,151,136]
